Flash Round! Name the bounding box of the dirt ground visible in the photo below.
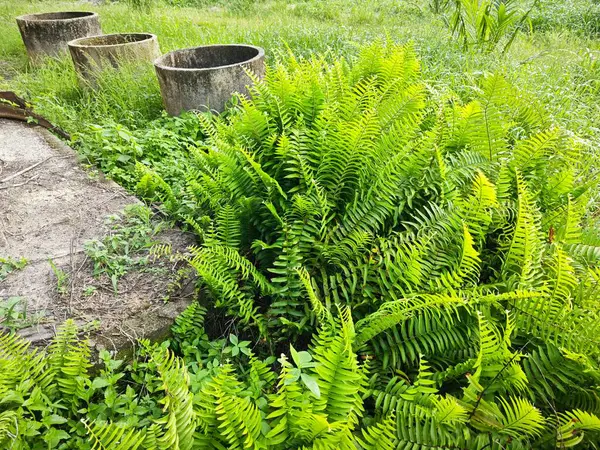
[0,119,196,354]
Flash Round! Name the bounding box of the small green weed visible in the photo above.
[84,204,160,292]
[0,297,43,331]
[285,345,320,398]
[223,333,252,357]
[82,285,98,297]
[75,112,202,189]
[48,260,70,296]
[0,256,27,281]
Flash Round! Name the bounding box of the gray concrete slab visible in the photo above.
[0,119,195,354]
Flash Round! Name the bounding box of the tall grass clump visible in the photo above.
[124,0,155,12]
[11,59,163,130]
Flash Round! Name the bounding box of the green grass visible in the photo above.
[1,0,599,144]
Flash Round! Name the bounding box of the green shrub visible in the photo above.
[2,301,600,448]
[75,112,203,188]
[135,41,600,445]
[83,205,160,292]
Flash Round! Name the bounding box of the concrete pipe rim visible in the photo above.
[16,11,98,23]
[154,44,265,73]
[68,33,158,49]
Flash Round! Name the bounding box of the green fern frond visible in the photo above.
[171,302,207,343]
[215,392,263,449]
[466,390,545,441]
[0,331,53,398]
[429,224,481,291]
[432,396,469,425]
[470,311,528,395]
[47,319,91,410]
[299,418,355,450]
[554,410,600,448]
[364,308,476,370]
[135,162,180,209]
[84,420,146,450]
[496,397,546,439]
[266,356,313,447]
[454,74,511,162]
[523,344,600,413]
[312,311,365,424]
[0,410,18,446]
[355,292,512,346]
[545,244,578,304]
[149,346,196,450]
[356,415,396,450]
[196,365,263,449]
[458,170,498,241]
[213,205,242,249]
[298,268,331,326]
[511,127,562,173]
[150,243,173,260]
[188,246,266,335]
[555,196,584,245]
[500,171,544,289]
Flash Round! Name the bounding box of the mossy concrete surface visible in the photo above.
[154,44,265,115]
[69,33,160,85]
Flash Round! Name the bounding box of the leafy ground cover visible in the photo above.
[1,0,600,448]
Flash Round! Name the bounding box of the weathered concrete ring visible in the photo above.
[154,44,265,115]
[68,33,160,85]
[16,11,102,62]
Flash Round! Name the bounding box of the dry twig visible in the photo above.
[0,158,52,184]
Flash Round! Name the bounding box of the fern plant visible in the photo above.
[136,41,598,342]
[3,301,600,448]
[133,40,599,448]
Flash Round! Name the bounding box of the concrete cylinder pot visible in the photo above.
[154,44,265,115]
[68,33,160,85]
[16,12,101,62]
